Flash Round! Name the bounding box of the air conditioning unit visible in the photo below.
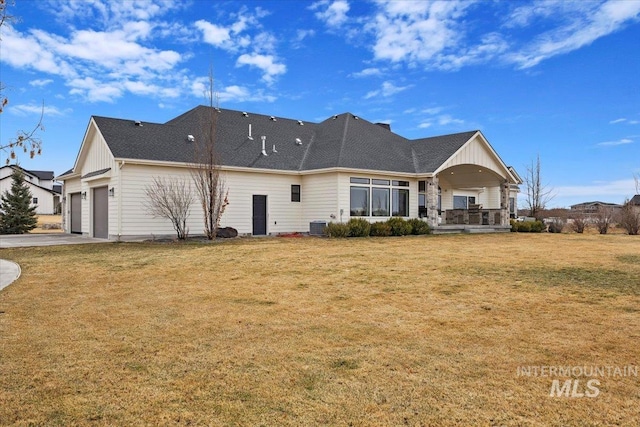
[309,221,327,236]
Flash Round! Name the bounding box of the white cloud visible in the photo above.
[438,115,464,126]
[29,79,54,87]
[597,138,634,147]
[311,0,350,28]
[370,0,473,66]
[507,1,640,69]
[351,67,383,78]
[555,178,637,200]
[236,53,286,84]
[610,118,627,124]
[365,0,640,71]
[68,77,124,103]
[418,121,432,129]
[10,103,70,117]
[217,85,276,103]
[364,81,411,99]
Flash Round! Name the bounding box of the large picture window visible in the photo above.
[350,187,369,216]
[453,195,468,209]
[393,189,409,216]
[372,188,390,216]
[350,177,410,218]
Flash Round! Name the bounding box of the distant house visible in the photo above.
[630,195,640,206]
[57,106,521,240]
[0,165,61,214]
[570,201,623,216]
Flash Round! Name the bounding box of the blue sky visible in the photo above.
[1,0,639,208]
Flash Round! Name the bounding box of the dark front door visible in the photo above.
[93,186,109,239]
[252,195,267,235]
[70,192,82,234]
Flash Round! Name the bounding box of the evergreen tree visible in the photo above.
[0,167,38,234]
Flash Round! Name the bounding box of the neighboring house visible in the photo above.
[570,201,623,217]
[630,195,640,206]
[57,106,521,240]
[0,165,62,214]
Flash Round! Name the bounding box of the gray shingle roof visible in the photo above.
[92,106,481,174]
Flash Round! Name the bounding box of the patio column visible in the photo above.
[426,175,439,228]
[500,180,509,226]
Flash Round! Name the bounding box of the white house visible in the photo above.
[0,165,61,215]
[57,106,521,240]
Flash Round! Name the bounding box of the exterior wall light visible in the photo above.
[81,192,87,200]
[109,187,115,197]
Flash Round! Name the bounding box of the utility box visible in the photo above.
[309,221,327,236]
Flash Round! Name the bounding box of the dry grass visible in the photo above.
[1,233,639,426]
[31,215,63,234]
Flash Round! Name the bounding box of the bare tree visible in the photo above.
[569,213,586,234]
[0,0,44,165]
[594,206,614,234]
[618,199,639,235]
[190,68,229,240]
[143,177,194,240]
[523,155,554,220]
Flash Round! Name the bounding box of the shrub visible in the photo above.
[530,220,545,232]
[324,222,349,238]
[618,201,640,235]
[386,217,411,236]
[407,218,430,235]
[547,219,565,233]
[510,220,545,233]
[510,219,518,232]
[570,216,586,233]
[370,221,391,237]
[347,218,371,237]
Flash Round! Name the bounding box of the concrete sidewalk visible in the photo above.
[0,259,21,291]
[0,233,107,248]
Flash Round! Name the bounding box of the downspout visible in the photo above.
[118,160,125,240]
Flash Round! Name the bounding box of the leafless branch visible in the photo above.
[143,176,194,240]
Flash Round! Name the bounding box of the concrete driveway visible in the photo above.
[0,233,108,248]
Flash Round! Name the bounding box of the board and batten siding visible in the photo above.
[438,134,506,178]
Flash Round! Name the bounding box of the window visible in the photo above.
[291,185,301,202]
[350,177,370,184]
[32,197,38,204]
[453,195,468,209]
[350,187,369,216]
[372,187,390,216]
[372,179,390,186]
[393,188,409,216]
[350,177,411,217]
[418,181,427,217]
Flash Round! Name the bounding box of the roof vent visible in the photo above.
[242,112,249,117]
[295,138,302,145]
[375,122,391,131]
[353,115,359,120]
[272,144,278,153]
[261,135,268,156]
[270,116,277,121]
[248,124,254,140]
[333,115,338,120]
[187,134,195,142]
[297,120,304,126]
[134,120,142,126]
